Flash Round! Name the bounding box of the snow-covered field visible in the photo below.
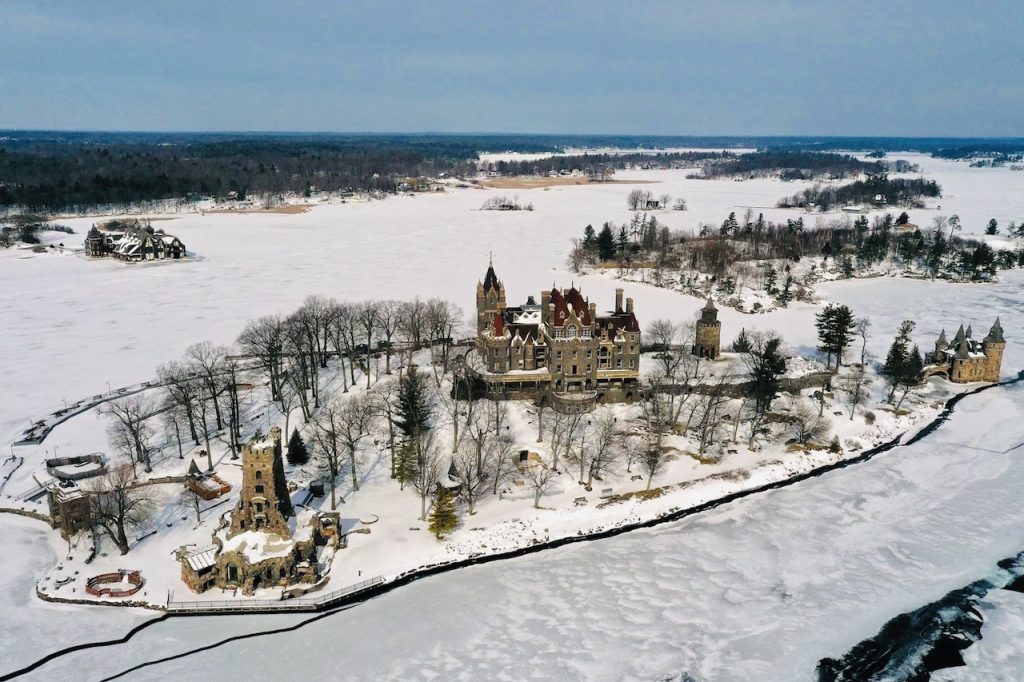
[2,152,1023,679]
[11,379,1024,681]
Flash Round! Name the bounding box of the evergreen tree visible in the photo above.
[394,441,419,490]
[720,211,739,237]
[777,274,794,306]
[616,226,629,254]
[764,265,778,294]
[747,334,787,414]
[840,255,855,278]
[582,224,596,249]
[986,218,999,235]
[881,321,917,403]
[286,427,309,466]
[896,211,910,225]
[394,365,433,440]
[596,223,616,261]
[815,304,856,371]
[732,328,752,353]
[428,484,458,538]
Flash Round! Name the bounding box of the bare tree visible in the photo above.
[788,402,830,445]
[640,447,664,491]
[524,461,558,509]
[452,442,490,515]
[377,300,402,375]
[398,298,428,352]
[411,431,443,521]
[238,315,286,400]
[585,408,618,488]
[87,464,153,555]
[218,354,244,459]
[185,341,226,430]
[158,360,201,446]
[98,394,156,473]
[357,300,381,389]
[334,394,376,492]
[312,401,345,510]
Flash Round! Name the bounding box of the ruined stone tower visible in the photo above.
[693,298,722,359]
[476,256,506,334]
[228,426,293,538]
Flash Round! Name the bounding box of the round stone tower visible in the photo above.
[693,298,722,360]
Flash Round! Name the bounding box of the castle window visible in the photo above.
[566,325,576,337]
[255,470,262,480]
[255,503,263,513]
[255,485,264,494]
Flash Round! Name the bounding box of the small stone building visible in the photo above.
[924,319,1006,383]
[692,298,722,360]
[178,427,340,595]
[46,480,91,539]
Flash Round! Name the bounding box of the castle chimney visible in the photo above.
[626,297,634,314]
[589,301,597,320]
[541,290,551,323]
[615,288,624,312]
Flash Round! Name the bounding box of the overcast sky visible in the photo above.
[1,1,1021,136]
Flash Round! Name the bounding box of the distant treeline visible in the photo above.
[481,151,730,177]
[693,151,876,180]
[0,138,496,211]
[778,176,941,211]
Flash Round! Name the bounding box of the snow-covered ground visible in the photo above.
[2,152,1023,679]
[11,378,1024,681]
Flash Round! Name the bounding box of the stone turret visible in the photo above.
[228,426,292,538]
[981,318,1007,382]
[934,328,948,355]
[693,298,722,360]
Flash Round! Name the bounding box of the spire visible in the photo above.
[936,328,948,347]
[985,317,1005,343]
[965,324,974,339]
[955,341,971,360]
[703,297,718,312]
[952,324,966,346]
[482,258,501,292]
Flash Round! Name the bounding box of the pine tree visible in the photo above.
[286,427,309,466]
[747,334,787,414]
[720,211,738,237]
[815,304,856,371]
[428,484,458,539]
[394,365,432,440]
[732,328,752,353]
[986,218,999,235]
[596,223,616,261]
[777,274,794,306]
[582,224,596,249]
[394,440,419,490]
[616,226,629,254]
[882,321,916,403]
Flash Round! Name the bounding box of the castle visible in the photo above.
[178,427,339,595]
[473,259,641,404]
[84,220,186,261]
[924,319,1005,383]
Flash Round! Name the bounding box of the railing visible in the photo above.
[165,574,385,613]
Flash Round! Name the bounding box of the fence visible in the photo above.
[166,574,385,614]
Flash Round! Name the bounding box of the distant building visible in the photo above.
[924,319,1006,383]
[473,259,641,406]
[84,220,186,262]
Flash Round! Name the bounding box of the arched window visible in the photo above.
[255,470,262,480]
[566,325,576,337]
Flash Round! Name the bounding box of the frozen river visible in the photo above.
[9,378,1024,681]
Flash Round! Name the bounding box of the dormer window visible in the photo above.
[566,325,576,337]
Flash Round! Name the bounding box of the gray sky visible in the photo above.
[1,1,1021,135]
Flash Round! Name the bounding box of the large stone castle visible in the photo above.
[924,319,1005,383]
[473,259,641,404]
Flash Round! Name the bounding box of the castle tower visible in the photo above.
[693,298,722,359]
[982,318,1006,382]
[228,426,293,538]
[476,256,506,334]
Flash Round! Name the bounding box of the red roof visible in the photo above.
[493,311,504,336]
[552,286,592,326]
